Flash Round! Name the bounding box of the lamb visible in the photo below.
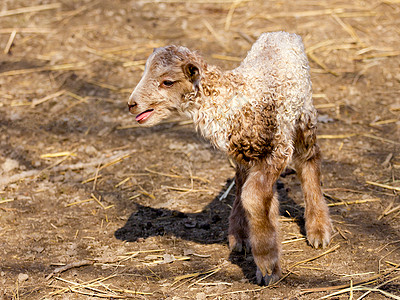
[127,31,332,285]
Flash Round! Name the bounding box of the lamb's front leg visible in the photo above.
[241,163,281,285]
[228,164,250,252]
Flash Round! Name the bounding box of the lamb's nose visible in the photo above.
[127,102,137,114]
[128,92,138,113]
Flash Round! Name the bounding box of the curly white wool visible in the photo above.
[185,32,313,154]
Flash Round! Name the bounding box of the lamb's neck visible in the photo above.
[182,66,243,151]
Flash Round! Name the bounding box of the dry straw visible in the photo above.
[0,62,87,77]
[3,30,17,54]
[0,3,61,17]
[301,263,400,297]
[2,1,399,299]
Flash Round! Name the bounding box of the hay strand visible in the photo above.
[66,198,93,207]
[362,133,400,145]
[172,265,222,289]
[302,263,400,294]
[357,51,400,60]
[308,52,339,76]
[332,14,364,45]
[366,181,400,192]
[369,119,398,126]
[32,90,65,107]
[318,134,357,139]
[3,30,17,54]
[81,175,103,184]
[98,152,134,171]
[50,275,151,298]
[0,3,61,18]
[90,193,106,209]
[0,27,55,34]
[259,8,346,19]
[224,0,242,31]
[282,237,306,244]
[202,19,230,51]
[0,198,14,204]
[187,267,221,287]
[0,62,86,77]
[115,177,131,188]
[219,179,235,200]
[320,284,400,300]
[40,151,76,158]
[46,260,93,280]
[288,244,340,270]
[327,198,380,207]
[211,54,242,62]
[355,274,400,300]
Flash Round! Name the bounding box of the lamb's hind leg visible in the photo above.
[241,161,282,285]
[294,129,332,248]
[228,164,250,252]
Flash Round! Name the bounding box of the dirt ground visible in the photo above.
[0,0,400,299]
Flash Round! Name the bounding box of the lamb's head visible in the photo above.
[128,45,203,126]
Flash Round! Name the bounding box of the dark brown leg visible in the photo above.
[228,164,250,252]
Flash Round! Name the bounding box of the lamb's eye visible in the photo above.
[161,80,175,88]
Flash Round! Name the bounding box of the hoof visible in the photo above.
[307,231,331,249]
[256,267,281,286]
[306,219,332,249]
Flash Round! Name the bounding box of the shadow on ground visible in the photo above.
[115,175,307,283]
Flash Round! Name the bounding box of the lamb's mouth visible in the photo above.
[135,109,154,124]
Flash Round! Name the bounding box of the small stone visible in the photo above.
[33,246,44,253]
[196,292,206,300]
[163,253,175,264]
[33,160,41,167]
[183,248,194,256]
[17,273,29,282]
[2,158,20,172]
[318,114,334,123]
[84,145,98,155]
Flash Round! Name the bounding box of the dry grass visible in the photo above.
[0,0,399,299]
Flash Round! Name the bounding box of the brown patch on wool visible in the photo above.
[228,101,277,164]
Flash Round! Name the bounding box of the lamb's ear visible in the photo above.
[183,63,201,92]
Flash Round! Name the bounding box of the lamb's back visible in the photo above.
[235,32,312,121]
[237,31,309,85]
[239,32,307,69]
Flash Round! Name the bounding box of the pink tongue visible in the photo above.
[136,110,153,122]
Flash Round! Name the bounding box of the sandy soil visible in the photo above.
[0,0,399,299]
